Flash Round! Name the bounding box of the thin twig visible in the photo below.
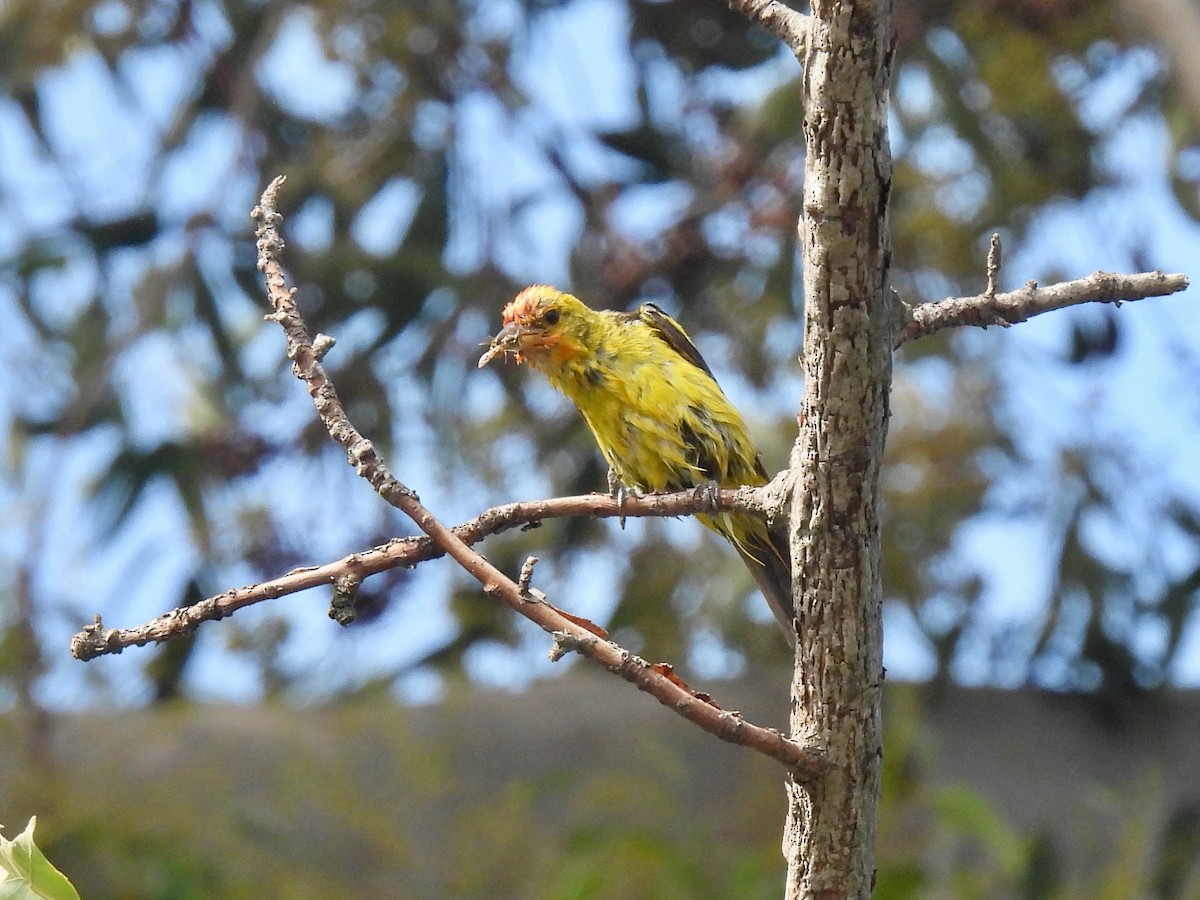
[252,176,418,507]
[896,269,1189,346]
[725,0,810,53]
[985,232,1002,300]
[517,556,539,595]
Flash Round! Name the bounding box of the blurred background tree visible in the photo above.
[1,0,1199,893]
[3,0,1196,703]
[0,0,1190,705]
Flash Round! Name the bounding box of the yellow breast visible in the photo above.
[539,311,763,494]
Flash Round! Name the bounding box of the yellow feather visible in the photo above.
[484,286,794,642]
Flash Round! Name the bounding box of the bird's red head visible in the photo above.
[479,285,582,369]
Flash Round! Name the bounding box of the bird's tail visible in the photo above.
[702,512,796,645]
[736,524,796,646]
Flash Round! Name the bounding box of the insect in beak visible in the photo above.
[478,322,523,368]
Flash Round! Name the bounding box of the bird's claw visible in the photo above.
[694,480,721,514]
[609,468,640,529]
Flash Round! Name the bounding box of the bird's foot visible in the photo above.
[607,467,622,498]
[694,480,721,514]
[608,468,641,529]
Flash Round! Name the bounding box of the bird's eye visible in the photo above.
[543,308,560,325]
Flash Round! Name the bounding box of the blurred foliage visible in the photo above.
[0,0,1197,706]
[4,682,1200,898]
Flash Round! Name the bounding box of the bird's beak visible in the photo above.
[478,322,524,368]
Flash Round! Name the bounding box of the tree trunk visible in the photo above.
[785,1,894,897]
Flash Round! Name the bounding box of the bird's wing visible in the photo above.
[633,303,716,379]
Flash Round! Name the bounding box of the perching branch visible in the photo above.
[725,0,810,52]
[69,485,769,659]
[897,266,1188,347]
[76,175,826,776]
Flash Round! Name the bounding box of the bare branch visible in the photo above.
[725,0,809,53]
[252,176,419,508]
[897,269,1189,346]
[68,485,769,661]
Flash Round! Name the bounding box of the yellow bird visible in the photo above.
[480,285,794,642]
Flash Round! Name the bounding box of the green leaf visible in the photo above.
[0,817,81,900]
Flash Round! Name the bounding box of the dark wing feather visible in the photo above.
[634,302,771,482]
[630,303,794,642]
[737,526,796,645]
[634,303,716,379]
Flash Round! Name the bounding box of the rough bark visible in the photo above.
[785,1,894,897]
